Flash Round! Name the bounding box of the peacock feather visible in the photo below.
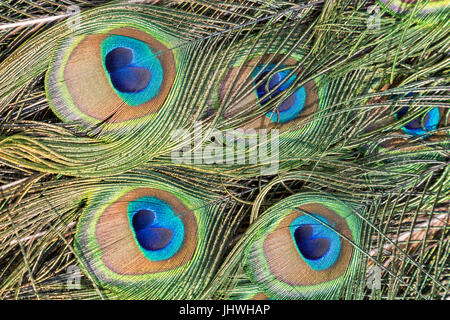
[0,0,448,301]
[73,174,241,299]
[242,193,363,300]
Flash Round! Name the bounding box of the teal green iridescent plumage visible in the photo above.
[0,0,448,301]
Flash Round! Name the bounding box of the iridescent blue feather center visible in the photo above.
[101,35,163,106]
[289,214,341,271]
[127,196,184,261]
[252,65,306,123]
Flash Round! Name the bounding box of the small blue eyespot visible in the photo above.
[395,106,440,136]
[132,209,173,251]
[252,65,306,124]
[289,214,341,271]
[101,35,164,106]
[128,197,184,261]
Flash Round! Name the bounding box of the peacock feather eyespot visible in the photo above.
[395,106,440,136]
[217,54,319,132]
[46,27,176,132]
[290,214,341,271]
[101,35,163,105]
[128,197,184,261]
[252,64,306,124]
[245,194,362,299]
[366,90,448,152]
[74,186,201,299]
